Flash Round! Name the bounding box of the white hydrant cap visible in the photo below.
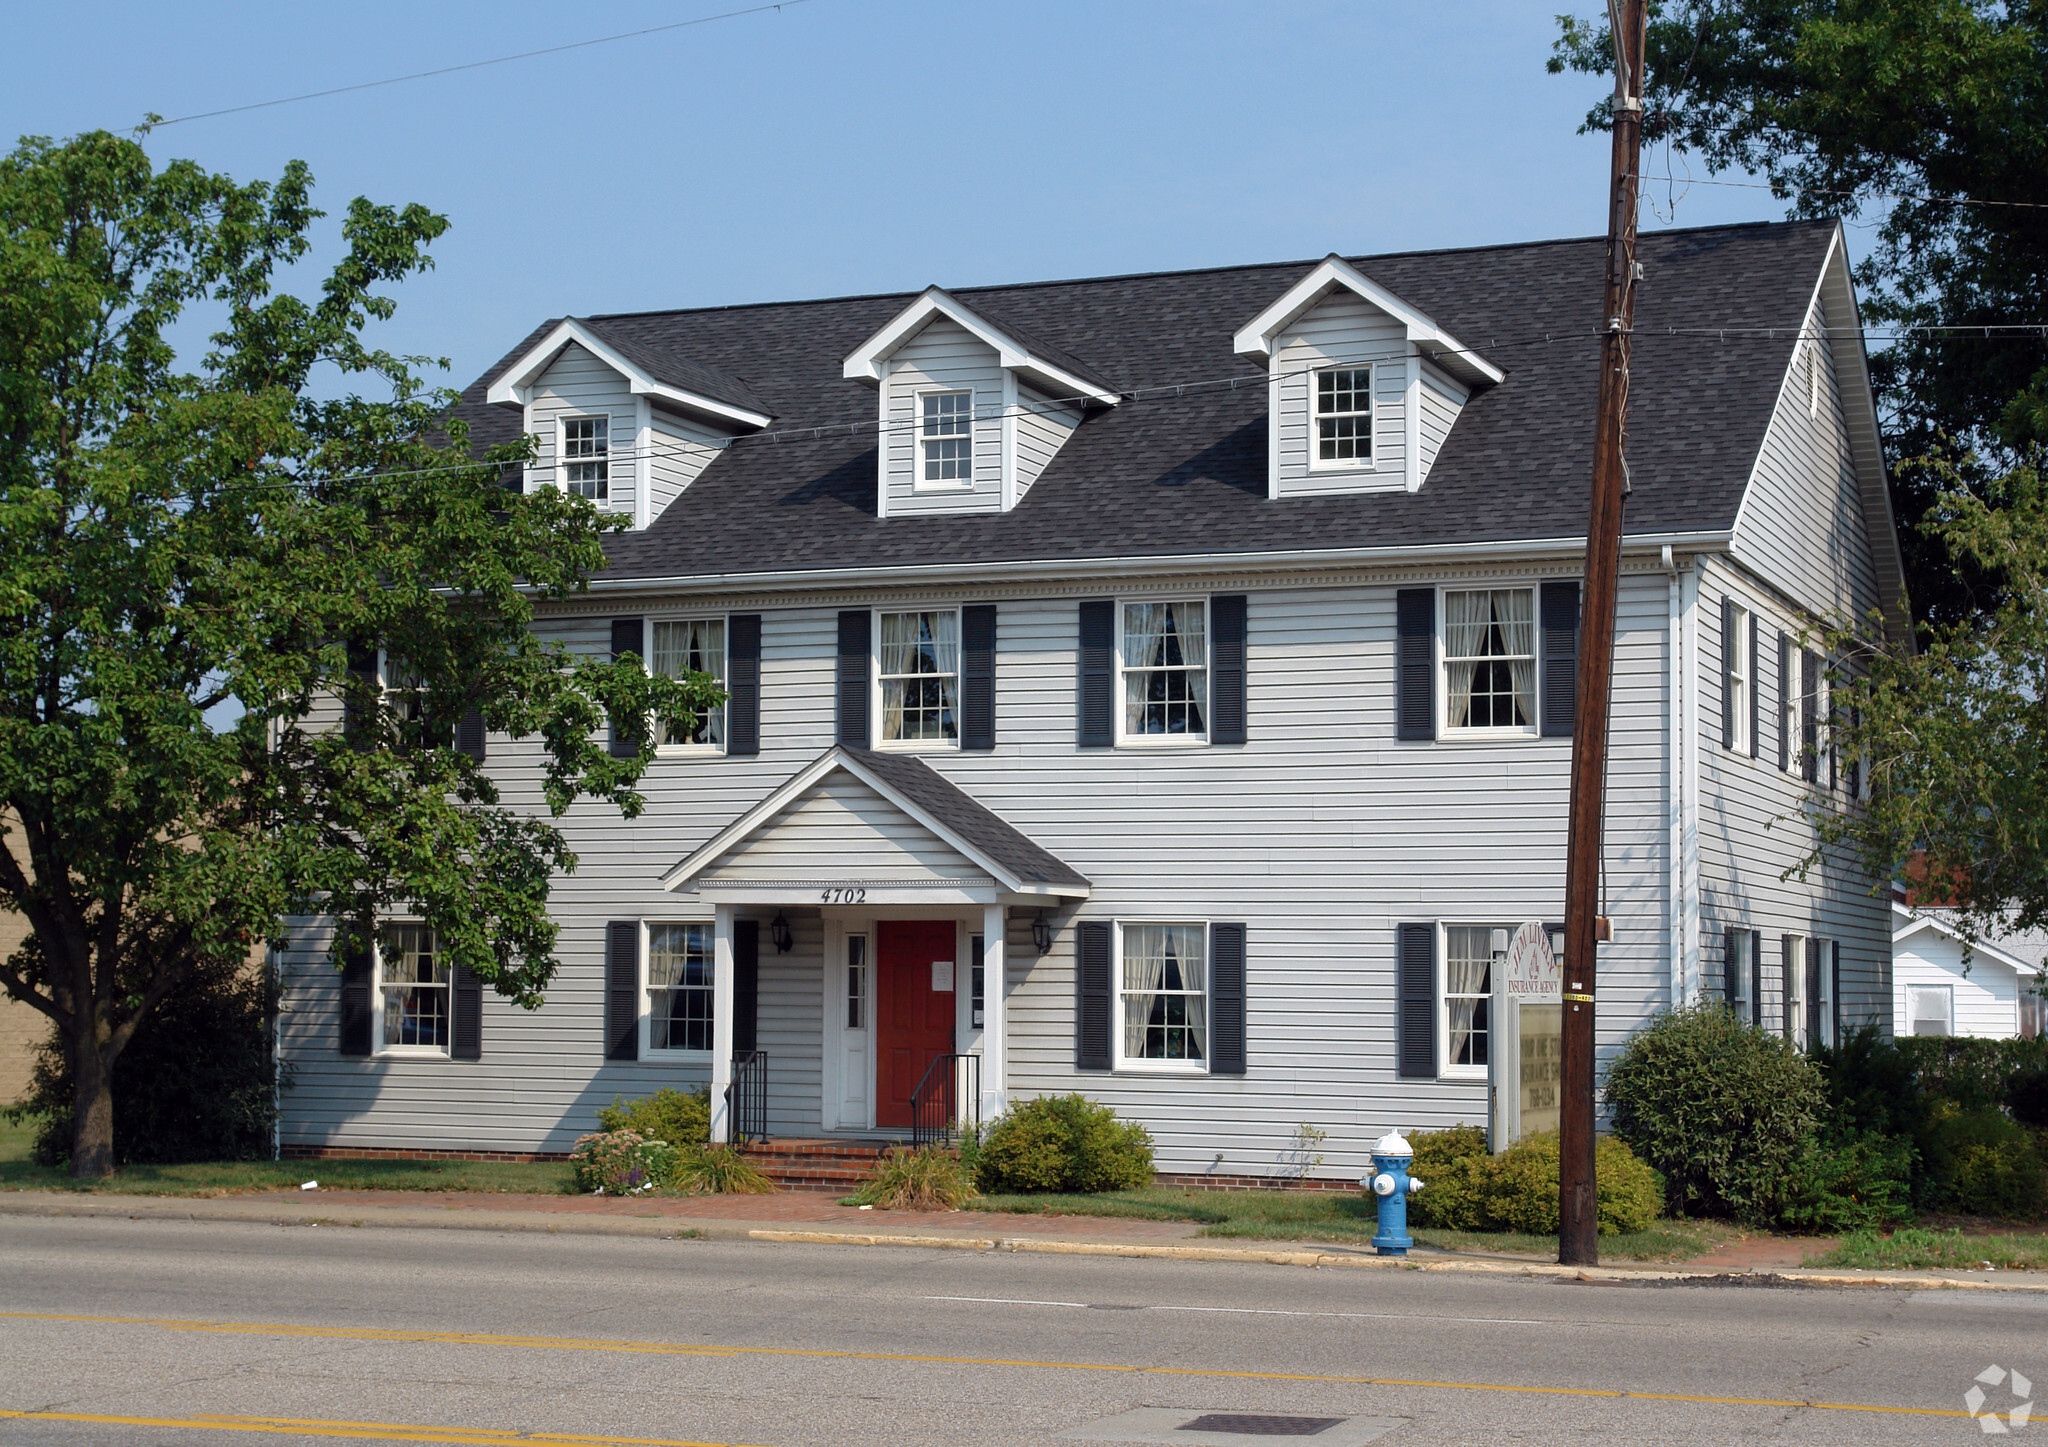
[1372,1130,1413,1158]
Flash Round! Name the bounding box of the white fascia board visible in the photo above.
[1232,255,1507,387]
[582,529,1734,599]
[841,287,1120,406]
[1890,907,2036,975]
[484,319,772,430]
[660,745,1090,897]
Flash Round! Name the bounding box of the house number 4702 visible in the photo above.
[820,887,867,905]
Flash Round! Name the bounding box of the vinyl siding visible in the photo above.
[1893,928,2023,1040]
[645,407,729,523]
[523,343,637,522]
[703,773,984,882]
[1416,366,1467,485]
[881,318,1003,517]
[1273,291,1409,498]
[1013,384,1081,505]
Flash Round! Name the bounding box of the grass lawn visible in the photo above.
[968,1186,1732,1261]
[1811,1227,2048,1272]
[0,1115,575,1196]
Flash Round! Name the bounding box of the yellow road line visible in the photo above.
[0,1410,765,1447]
[0,1309,1970,1422]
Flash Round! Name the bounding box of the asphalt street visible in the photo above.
[0,1214,2040,1446]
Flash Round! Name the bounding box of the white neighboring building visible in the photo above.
[1892,900,2047,1039]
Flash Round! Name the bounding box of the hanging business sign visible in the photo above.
[1490,922,1564,1150]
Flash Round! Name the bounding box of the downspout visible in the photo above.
[1665,546,1683,1007]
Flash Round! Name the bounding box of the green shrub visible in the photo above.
[597,1087,711,1148]
[1772,1132,1916,1233]
[849,1146,979,1210]
[1813,1026,1934,1142]
[19,954,283,1167]
[672,1143,774,1195]
[1604,1001,1825,1221]
[2011,1067,2048,1130]
[1921,1105,2047,1219]
[1406,1127,1661,1236]
[976,1094,1154,1194]
[569,1130,677,1195]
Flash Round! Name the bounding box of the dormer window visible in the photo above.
[921,391,974,484]
[1315,367,1373,466]
[562,416,610,501]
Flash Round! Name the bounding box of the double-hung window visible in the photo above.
[1909,984,1953,1037]
[378,923,447,1053]
[878,609,959,744]
[1727,602,1752,754]
[1121,600,1207,740]
[1119,922,1207,1068]
[1441,925,1502,1077]
[647,923,713,1053]
[1444,588,1535,732]
[920,391,973,484]
[561,416,610,501]
[1314,366,1373,466]
[651,618,726,750]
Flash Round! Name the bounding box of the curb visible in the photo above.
[6,1194,2043,1293]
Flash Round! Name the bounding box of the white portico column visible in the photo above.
[710,903,735,1144]
[981,903,1008,1120]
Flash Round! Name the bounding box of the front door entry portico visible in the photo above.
[876,920,956,1128]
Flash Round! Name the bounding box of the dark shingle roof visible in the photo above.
[842,748,1091,892]
[578,316,773,421]
[449,221,1837,581]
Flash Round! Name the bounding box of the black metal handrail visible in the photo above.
[725,1049,768,1143]
[910,1052,980,1150]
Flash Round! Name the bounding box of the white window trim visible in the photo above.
[1436,583,1540,741]
[845,931,871,1034]
[1807,338,1823,420]
[872,605,963,753]
[1437,919,1503,1081]
[646,614,729,757]
[1114,594,1212,748]
[373,920,449,1059]
[1728,601,1752,755]
[1307,362,1378,474]
[1111,918,1213,1075]
[914,387,976,491]
[1786,935,1808,1048]
[1909,982,1955,1037]
[1779,635,1800,776]
[642,918,716,1060]
[555,412,616,505]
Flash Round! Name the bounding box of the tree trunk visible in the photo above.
[70,1034,116,1179]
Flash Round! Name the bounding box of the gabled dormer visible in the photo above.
[1234,256,1503,498]
[486,318,773,529]
[842,288,1120,518]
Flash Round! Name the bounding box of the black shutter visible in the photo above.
[1077,599,1115,748]
[451,961,482,1061]
[1209,922,1246,1074]
[1075,921,1111,1069]
[1826,671,1839,791]
[727,613,761,757]
[1209,595,1248,745]
[1781,934,1799,1039]
[1396,589,1435,741]
[605,920,639,1060]
[1721,596,1737,751]
[733,919,760,1057]
[1747,613,1761,759]
[1800,649,1820,783]
[609,618,644,760]
[1397,922,1436,1079]
[1777,632,1793,771]
[1723,925,1741,1008]
[837,610,870,747]
[338,946,372,1056]
[1751,931,1765,1028]
[961,604,997,751]
[456,707,486,761]
[343,642,377,743]
[1540,580,1579,738]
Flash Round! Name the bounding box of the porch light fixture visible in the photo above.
[770,911,793,954]
[1032,910,1054,954]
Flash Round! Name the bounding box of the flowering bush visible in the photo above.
[569,1129,677,1195]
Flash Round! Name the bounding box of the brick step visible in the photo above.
[740,1138,906,1193]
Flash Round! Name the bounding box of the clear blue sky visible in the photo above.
[5,0,1785,394]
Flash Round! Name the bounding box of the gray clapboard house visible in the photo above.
[276,218,1906,1184]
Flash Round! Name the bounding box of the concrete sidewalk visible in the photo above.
[3,1186,2039,1294]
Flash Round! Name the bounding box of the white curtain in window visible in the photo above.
[1443,925,1494,1065]
[1122,923,1206,1058]
[1443,591,1482,726]
[1498,589,1536,721]
[880,611,959,677]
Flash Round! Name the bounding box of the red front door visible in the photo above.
[875,920,956,1129]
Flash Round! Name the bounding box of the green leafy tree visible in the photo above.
[0,130,719,1177]
[1550,1,2048,627]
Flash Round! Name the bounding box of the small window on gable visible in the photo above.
[1807,338,1822,419]
[562,416,610,501]
[920,391,973,484]
[1315,366,1373,466]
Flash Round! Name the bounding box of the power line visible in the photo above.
[1665,172,2048,214]
[147,0,822,129]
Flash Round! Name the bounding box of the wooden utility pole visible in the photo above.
[1559,0,1647,1268]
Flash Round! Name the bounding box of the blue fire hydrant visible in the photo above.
[1364,1130,1424,1256]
